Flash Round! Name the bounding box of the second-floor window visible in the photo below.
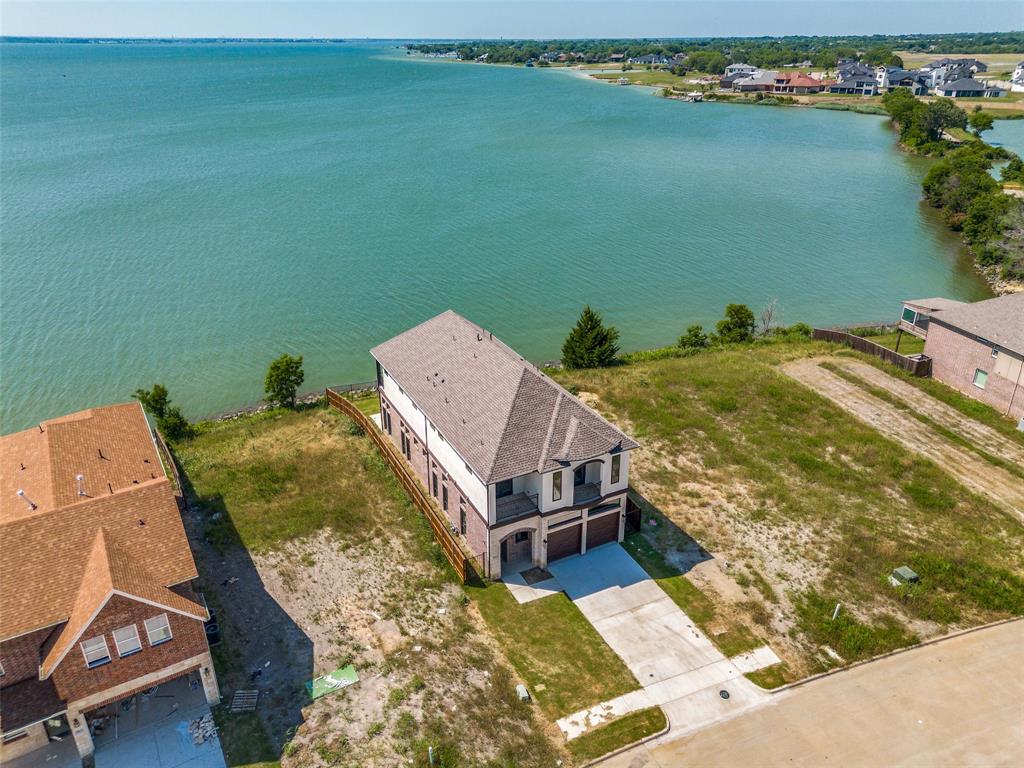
[432,472,439,497]
[442,485,449,511]
[495,479,513,498]
[552,471,562,502]
[611,454,621,484]
[113,624,142,657]
[144,614,173,646]
[81,636,111,668]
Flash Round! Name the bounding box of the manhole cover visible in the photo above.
[719,689,730,700]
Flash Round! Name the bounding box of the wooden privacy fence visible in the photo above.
[813,328,933,377]
[325,387,471,583]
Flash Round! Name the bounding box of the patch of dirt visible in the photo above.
[782,358,1024,522]
[192,525,563,767]
[832,359,1024,467]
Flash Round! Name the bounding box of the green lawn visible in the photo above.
[567,707,667,762]
[178,405,417,553]
[850,330,925,356]
[466,580,640,719]
[559,342,1024,671]
[592,70,695,88]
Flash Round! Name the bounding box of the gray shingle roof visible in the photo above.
[938,77,987,92]
[930,293,1024,353]
[370,310,638,483]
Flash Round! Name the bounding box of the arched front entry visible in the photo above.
[499,528,534,577]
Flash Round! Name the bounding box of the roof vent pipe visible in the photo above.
[16,489,37,511]
[77,474,86,497]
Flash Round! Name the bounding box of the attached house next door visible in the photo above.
[547,523,582,563]
[586,510,619,550]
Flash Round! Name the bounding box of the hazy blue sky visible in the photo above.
[2,1,1021,39]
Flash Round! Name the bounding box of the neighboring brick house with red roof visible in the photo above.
[899,293,1024,423]
[0,403,219,766]
[370,310,639,579]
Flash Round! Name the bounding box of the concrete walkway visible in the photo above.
[603,619,1024,767]
[547,544,777,739]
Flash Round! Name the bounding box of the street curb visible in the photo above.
[765,615,1022,694]
[582,707,671,767]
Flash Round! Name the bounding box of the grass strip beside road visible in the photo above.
[466,580,640,720]
[567,707,667,763]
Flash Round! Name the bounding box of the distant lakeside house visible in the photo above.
[934,78,1007,98]
[370,310,639,579]
[899,294,1024,423]
[0,404,219,766]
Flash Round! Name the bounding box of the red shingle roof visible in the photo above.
[0,404,202,642]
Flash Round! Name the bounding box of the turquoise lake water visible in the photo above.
[0,43,992,430]
[989,118,1024,157]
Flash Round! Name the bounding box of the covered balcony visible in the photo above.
[572,482,602,505]
[496,492,539,522]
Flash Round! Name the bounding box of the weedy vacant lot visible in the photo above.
[559,341,1024,680]
[176,405,564,767]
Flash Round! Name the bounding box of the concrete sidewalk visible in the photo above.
[548,544,776,739]
[603,620,1024,768]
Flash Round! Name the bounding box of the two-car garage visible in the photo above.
[545,505,621,564]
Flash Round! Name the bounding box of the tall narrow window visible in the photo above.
[113,625,142,657]
[81,636,111,668]
[144,614,172,646]
[442,485,449,511]
[432,472,439,497]
[459,501,467,535]
[611,454,621,484]
[552,471,562,502]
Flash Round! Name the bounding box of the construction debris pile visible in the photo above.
[188,713,217,745]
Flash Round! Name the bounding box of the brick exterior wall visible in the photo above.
[924,324,1024,421]
[379,392,490,569]
[1,627,55,688]
[51,594,208,705]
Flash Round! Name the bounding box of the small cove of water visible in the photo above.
[0,43,992,430]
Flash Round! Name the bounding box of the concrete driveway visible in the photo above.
[603,619,1024,768]
[547,544,775,738]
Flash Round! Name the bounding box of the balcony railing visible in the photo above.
[573,482,602,505]
[496,492,540,522]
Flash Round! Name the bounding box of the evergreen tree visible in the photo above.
[561,306,620,369]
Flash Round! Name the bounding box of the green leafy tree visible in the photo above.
[134,384,170,419]
[968,111,994,137]
[561,306,620,369]
[157,406,193,442]
[264,354,305,407]
[715,304,757,344]
[678,324,709,349]
[134,384,192,441]
[924,98,968,137]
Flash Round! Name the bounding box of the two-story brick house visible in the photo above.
[899,293,1024,423]
[0,403,219,766]
[371,310,639,579]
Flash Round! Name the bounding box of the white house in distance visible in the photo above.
[370,310,639,579]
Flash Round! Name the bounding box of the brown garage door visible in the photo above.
[586,511,619,549]
[547,523,582,562]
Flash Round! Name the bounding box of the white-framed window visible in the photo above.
[81,635,111,668]
[144,614,172,646]
[113,624,142,657]
[973,369,988,389]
